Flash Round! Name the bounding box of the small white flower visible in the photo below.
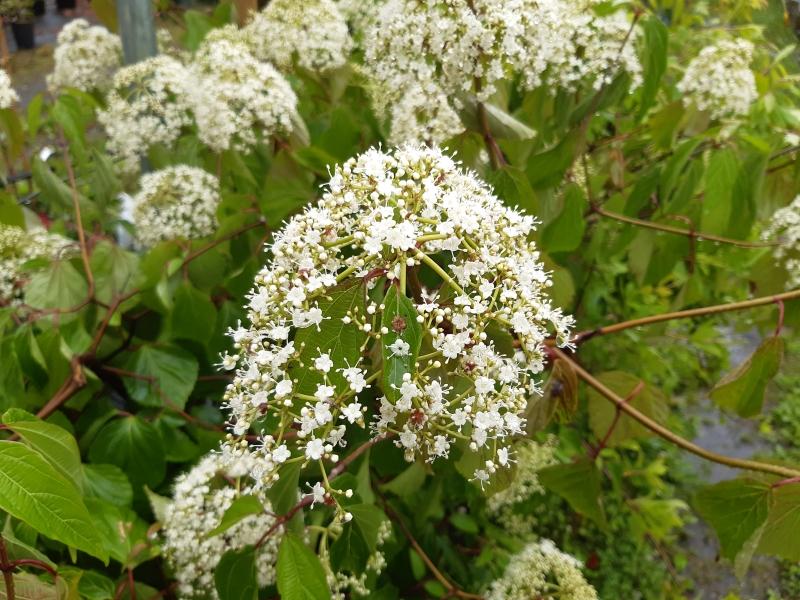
[388,338,411,357]
[305,438,325,460]
[341,402,363,424]
[314,352,334,373]
[306,481,326,506]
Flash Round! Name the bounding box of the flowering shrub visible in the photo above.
[0,1,799,600]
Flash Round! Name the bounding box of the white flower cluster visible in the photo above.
[0,225,74,304]
[764,194,800,289]
[222,145,573,490]
[677,39,757,119]
[162,451,281,599]
[336,0,385,45]
[388,83,463,147]
[486,437,557,531]
[244,0,353,73]
[0,68,19,109]
[130,165,220,248]
[98,56,193,174]
[363,0,641,144]
[487,539,597,600]
[325,519,392,599]
[47,19,122,93]
[191,37,298,153]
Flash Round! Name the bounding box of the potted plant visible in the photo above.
[1,0,35,50]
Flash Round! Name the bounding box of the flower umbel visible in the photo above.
[222,144,573,492]
[130,165,220,248]
[162,450,281,599]
[47,19,122,93]
[764,194,800,289]
[677,39,757,119]
[487,539,598,600]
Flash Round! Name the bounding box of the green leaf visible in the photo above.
[169,282,217,343]
[0,441,107,562]
[268,461,303,516]
[487,166,538,214]
[638,16,668,118]
[587,371,669,446]
[215,546,259,600]
[710,337,784,418]
[277,532,332,600]
[77,570,116,600]
[207,495,265,538]
[84,464,133,508]
[88,417,166,488]
[694,478,770,570]
[292,280,367,396]
[701,149,739,236]
[2,517,56,569]
[539,459,607,528]
[526,131,580,190]
[540,184,587,253]
[145,486,170,523]
[331,504,385,574]
[381,285,423,403]
[32,158,95,221]
[757,481,800,561]
[2,408,83,491]
[629,498,688,542]
[121,345,199,409]
[24,260,88,314]
[90,241,139,305]
[380,462,427,500]
[0,572,67,600]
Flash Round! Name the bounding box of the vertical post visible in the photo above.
[116,0,157,65]
[234,0,258,25]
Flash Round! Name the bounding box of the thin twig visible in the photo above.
[57,130,94,299]
[593,205,775,249]
[571,288,800,344]
[551,347,800,479]
[377,494,483,600]
[254,433,393,549]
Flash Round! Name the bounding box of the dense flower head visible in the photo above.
[325,519,392,598]
[130,165,220,248]
[162,450,281,599]
[764,194,800,289]
[0,68,19,109]
[190,37,298,152]
[486,437,558,531]
[244,0,353,73]
[363,0,641,141]
[98,56,193,174]
[388,81,463,146]
[222,144,573,491]
[47,18,122,93]
[0,225,75,304]
[677,39,757,119]
[487,539,597,600]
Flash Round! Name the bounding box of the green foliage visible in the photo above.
[277,533,331,600]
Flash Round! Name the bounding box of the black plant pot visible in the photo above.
[56,0,76,10]
[33,0,45,16]
[11,22,35,50]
